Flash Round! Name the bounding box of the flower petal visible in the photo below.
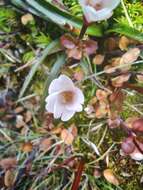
[102,0,120,10]
[45,94,58,113]
[61,110,75,121]
[79,0,101,7]
[78,0,87,7]
[49,75,75,94]
[74,87,84,104]
[53,98,65,119]
[83,6,113,23]
[76,104,83,112]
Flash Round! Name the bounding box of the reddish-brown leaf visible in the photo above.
[21,142,33,153]
[93,54,105,65]
[132,118,143,133]
[84,40,98,55]
[0,158,17,170]
[60,34,76,49]
[121,137,135,154]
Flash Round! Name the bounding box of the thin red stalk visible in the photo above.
[79,17,89,39]
[71,159,85,190]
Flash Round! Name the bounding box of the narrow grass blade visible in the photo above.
[40,53,66,113]
[19,39,60,98]
[11,0,102,36]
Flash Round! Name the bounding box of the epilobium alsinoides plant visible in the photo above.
[45,0,121,121]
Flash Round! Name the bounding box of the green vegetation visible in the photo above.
[0,1,143,190]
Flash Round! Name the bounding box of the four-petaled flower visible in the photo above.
[60,34,98,60]
[45,75,84,121]
[79,0,120,23]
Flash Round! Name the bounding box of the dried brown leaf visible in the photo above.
[0,158,17,170]
[103,169,119,186]
[119,36,130,50]
[93,54,105,65]
[61,129,74,145]
[21,13,34,25]
[111,74,131,87]
[40,138,52,151]
[4,170,15,187]
[120,48,140,65]
[96,89,109,101]
[21,142,33,153]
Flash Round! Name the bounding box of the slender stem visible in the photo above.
[79,17,89,39]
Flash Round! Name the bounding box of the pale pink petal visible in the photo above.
[49,75,74,94]
[79,0,88,6]
[76,104,83,112]
[66,103,83,112]
[79,0,101,7]
[83,6,98,23]
[53,99,65,119]
[45,94,58,113]
[61,110,75,121]
[94,8,113,21]
[74,87,84,104]
[102,0,120,10]
[83,6,113,23]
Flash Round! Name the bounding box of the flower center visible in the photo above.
[94,3,102,10]
[86,1,102,11]
[60,91,74,104]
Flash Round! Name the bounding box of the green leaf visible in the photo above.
[19,39,60,99]
[40,53,66,113]
[108,24,143,42]
[11,0,102,36]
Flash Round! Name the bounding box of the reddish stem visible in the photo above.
[79,17,89,39]
[71,158,85,190]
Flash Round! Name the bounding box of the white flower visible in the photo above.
[79,0,120,23]
[45,75,84,121]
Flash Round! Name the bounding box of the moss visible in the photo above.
[121,93,143,119]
